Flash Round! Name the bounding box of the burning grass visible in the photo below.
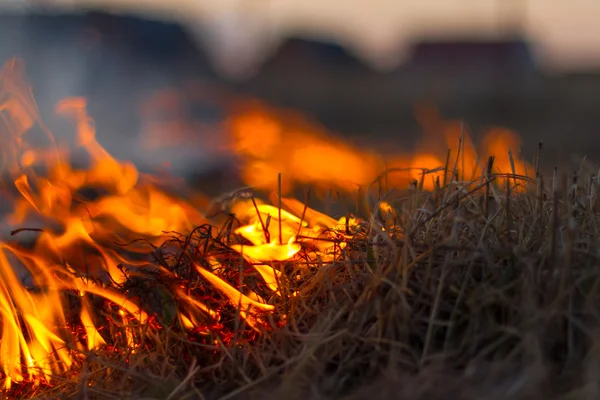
[10,154,600,400]
[2,57,600,399]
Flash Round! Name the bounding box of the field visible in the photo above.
[0,52,599,399]
[6,149,600,399]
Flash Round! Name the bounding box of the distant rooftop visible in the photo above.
[259,36,371,72]
[405,38,538,71]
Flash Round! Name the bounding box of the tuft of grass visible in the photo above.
[8,152,600,400]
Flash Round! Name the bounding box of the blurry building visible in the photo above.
[399,37,543,103]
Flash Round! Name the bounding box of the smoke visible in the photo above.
[0,11,234,180]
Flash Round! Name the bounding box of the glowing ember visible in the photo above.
[0,57,532,390]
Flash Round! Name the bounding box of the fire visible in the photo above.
[228,101,531,193]
[0,58,370,390]
[228,102,382,193]
[0,57,532,391]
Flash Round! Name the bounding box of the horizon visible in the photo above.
[0,0,598,78]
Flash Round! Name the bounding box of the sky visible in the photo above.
[4,0,600,75]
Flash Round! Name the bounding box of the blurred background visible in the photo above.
[0,0,599,191]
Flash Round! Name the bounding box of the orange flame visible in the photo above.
[0,57,534,390]
[228,101,531,193]
[228,103,382,193]
[0,60,269,387]
[0,59,372,389]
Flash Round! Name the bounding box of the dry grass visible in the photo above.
[8,150,600,400]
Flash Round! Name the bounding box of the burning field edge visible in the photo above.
[1,57,600,399]
[15,155,600,400]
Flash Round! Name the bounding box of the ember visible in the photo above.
[0,57,534,395]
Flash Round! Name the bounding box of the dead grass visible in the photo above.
[8,150,600,400]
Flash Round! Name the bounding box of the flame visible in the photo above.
[228,101,532,193]
[228,102,382,193]
[482,127,529,178]
[0,60,241,387]
[0,58,372,389]
[0,57,534,390]
[195,260,275,329]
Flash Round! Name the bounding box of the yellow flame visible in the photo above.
[0,58,534,389]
